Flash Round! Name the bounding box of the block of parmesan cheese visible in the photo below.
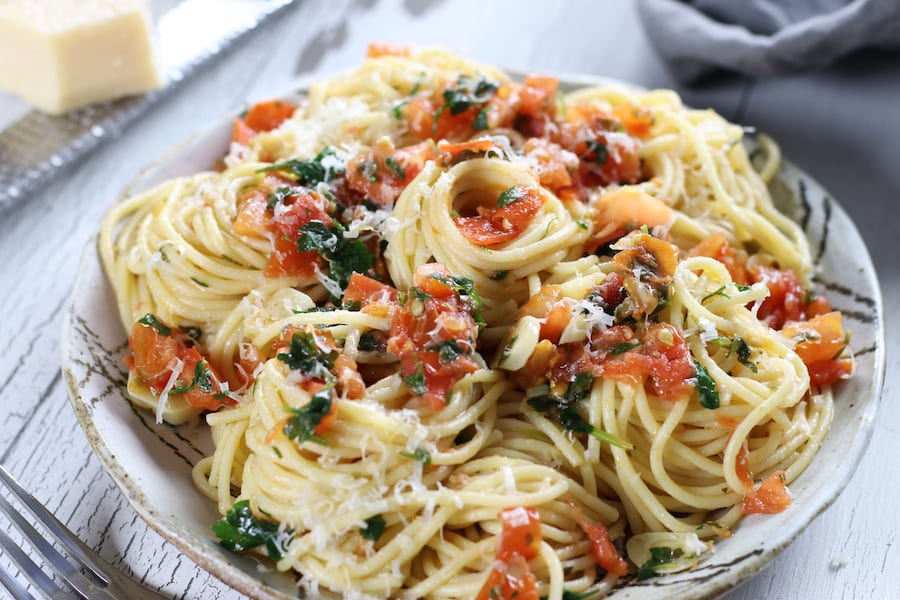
[0,0,162,114]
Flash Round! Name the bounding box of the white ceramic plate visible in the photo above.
[63,77,885,600]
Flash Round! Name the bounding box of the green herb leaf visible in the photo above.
[583,140,608,165]
[694,360,719,409]
[637,546,684,580]
[427,339,467,363]
[701,285,730,304]
[400,447,432,466]
[490,270,508,280]
[497,186,525,207]
[472,106,490,130]
[566,372,594,403]
[610,340,642,355]
[360,514,386,541]
[358,330,386,352]
[213,500,286,560]
[277,330,337,379]
[441,75,499,116]
[191,277,209,288]
[283,385,333,444]
[404,369,427,396]
[385,156,406,179]
[297,221,374,298]
[428,273,485,329]
[559,406,632,449]
[266,186,294,209]
[259,147,344,186]
[137,313,171,336]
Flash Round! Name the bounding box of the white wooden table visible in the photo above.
[1,1,897,598]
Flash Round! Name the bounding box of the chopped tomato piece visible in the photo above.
[570,503,628,577]
[586,188,673,252]
[611,102,654,137]
[344,273,398,307]
[781,311,852,387]
[454,185,545,247]
[231,118,257,146]
[244,100,295,133]
[366,42,411,58]
[517,75,558,118]
[231,100,295,145]
[521,138,574,193]
[437,138,499,163]
[807,358,853,386]
[750,265,811,329]
[387,263,480,410]
[736,445,754,488]
[518,285,574,345]
[497,506,542,561]
[688,231,751,286]
[781,311,846,364]
[476,555,539,600]
[346,139,434,207]
[476,507,542,600]
[334,354,365,399]
[126,316,232,412]
[553,105,643,187]
[264,191,331,278]
[742,470,791,515]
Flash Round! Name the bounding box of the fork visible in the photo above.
[0,464,169,599]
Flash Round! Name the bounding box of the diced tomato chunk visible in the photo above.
[454,186,545,247]
[127,316,231,412]
[781,311,851,387]
[231,100,295,145]
[611,102,654,137]
[750,265,810,329]
[688,231,751,286]
[264,192,331,278]
[807,358,853,386]
[476,555,539,600]
[570,503,628,577]
[387,263,480,410]
[346,139,434,207]
[366,42,411,58]
[517,75,558,118]
[497,507,542,561]
[742,470,791,515]
[344,273,398,307]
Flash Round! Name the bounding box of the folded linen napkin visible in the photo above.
[636,0,900,82]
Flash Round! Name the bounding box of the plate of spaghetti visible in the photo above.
[63,46,884,600]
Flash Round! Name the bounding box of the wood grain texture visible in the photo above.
[0,0,896,598]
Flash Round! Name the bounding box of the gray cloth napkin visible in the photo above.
[636,0,900,82]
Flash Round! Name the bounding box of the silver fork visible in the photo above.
[0,465,169,600]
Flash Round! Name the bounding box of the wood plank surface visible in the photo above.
[0,1,896,598]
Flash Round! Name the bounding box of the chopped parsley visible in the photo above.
[360,514,386,541]
[583,140,608,165]
[712,336,757,373]
[526,374,633,449]
[191,277,209,288]
[637,546,684,580]
[497,186,526,207]
[701,285,730,304]
[137,313,171,336]
[213,500,287,560]
[694,360,719,409]
[610,340,642,355]
[276,330,337,380]
[297,221,374,299]
[358,330,386,352]
[169,359,215,396]
[428,273,485,329]
[439,75,499,116]
[385,156,406,179]
[283,385,333,445]
[427,339,467,363]
[259,147,344,186]
[400,447,432,466]
[404,368,427,396]
[266,186,294,209]
[472,106,490,130]
[490,270,508,280]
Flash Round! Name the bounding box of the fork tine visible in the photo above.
[0,526,62,600]
[0,492,106,599]
[0,466,110,583]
